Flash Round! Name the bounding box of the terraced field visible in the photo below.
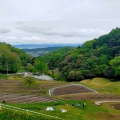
[0,78,60,103]
[0,78,120,103]
[0,93,58,103]
[0,78,64,95]
[112,104,120,110]
[49,84,96,96]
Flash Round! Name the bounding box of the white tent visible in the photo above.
[46,107,54,111]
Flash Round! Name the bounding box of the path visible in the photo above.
[95,100,120,105]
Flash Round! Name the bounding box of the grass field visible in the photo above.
[80,78,120,95]
[0,100,120,120]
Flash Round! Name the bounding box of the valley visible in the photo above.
[0,28,120,120]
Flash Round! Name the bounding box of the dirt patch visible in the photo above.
[112,104,120,110]
[58,93,120,100]
[0,79,64,95]
[50,84,96,96]
[0,93,58,103]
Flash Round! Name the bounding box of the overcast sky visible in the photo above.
[0,0,120,44]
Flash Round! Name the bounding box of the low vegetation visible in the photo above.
[0,100,120,120]
[23,76,36,87]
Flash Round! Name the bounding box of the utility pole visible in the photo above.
[6,61,8,75]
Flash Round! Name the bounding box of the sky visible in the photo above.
[0,0,120,45]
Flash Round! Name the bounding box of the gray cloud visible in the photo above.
[0,0,120,44]
[16,21,108,38]
[0,28,11,34]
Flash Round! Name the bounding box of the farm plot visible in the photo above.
[49,84,96,96]
[112,104,120,110]
[0,93,58,103]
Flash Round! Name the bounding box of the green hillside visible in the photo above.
[39,28,120,81]
[0,42,33,73]
[39,47,73,69]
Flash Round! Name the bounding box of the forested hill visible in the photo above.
[39,47,74,69]
[39,28,120,81]
[0,42,33,73]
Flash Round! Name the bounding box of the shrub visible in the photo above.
[23,76,36,87]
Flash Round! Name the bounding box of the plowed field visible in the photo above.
[50,84,96,96]
[0,93,58,103]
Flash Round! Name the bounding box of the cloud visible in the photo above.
[23,36,46,43]
[0,0,120,44]
[0,28,11,34]
[16,23,108,38]
[6,36,16,40]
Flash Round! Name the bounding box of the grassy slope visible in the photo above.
[80,78,120,95]
[1,100,120,120]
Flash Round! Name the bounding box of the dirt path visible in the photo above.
[95,100,120,105]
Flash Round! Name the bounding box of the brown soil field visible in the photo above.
[0,78,120,103]
[50,84,96,96]
[111,104,120,110]
[0,78,64,95]
[58,93,120,101]
[0,93,58,103]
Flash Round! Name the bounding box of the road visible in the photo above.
[24,72,53,81]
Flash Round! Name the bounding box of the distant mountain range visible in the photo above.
[13,44,81,57]
[13,44,81,49]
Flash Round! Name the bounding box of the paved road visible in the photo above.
[34,74,53,81]
[24,72,53,81]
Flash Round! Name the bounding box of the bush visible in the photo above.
[23,76,36,87]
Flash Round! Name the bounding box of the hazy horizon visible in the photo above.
[13,43,80,49]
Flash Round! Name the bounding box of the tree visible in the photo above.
[34,60,49,74]
[110,56,120,77]
[26,63,34,72]
[67,71,76,81]
[103,65,114,77]
[76,71,84,81]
